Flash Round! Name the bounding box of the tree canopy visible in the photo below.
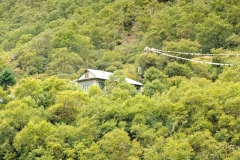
[0,0,240,159]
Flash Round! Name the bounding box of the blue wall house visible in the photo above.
[75,69,143,91]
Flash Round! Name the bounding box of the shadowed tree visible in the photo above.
[0,68,16,90]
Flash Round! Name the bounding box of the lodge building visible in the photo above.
[75,69,143,91]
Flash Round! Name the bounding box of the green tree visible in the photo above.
[17,49,46,75]
[0,86,10,106]
[121,94,155,132]
[104,70,137,97]
[218,65,240,82]
[130,122,157,147]
[164,62,194,78]
[223,97,240,119]
[52,21,94,55]
[79,142,107,160]
[142,26,165,49]
[0,68,16,90]
[40,77,80,108]
[1,98,44,130]
[31,29,53,59]
[225,149,240,160]
[0,120,17,159]
[0,56,7,71]
[225,5,240,34]
[197,13,233,53]
[98,129,131,160]
[13,121,56,159]
[46,48,84,77]
[162,39,202,53]
[143,67,168,83]
[53,27,80,52]
[161,137,194,160]
[226,33,240,48]
[143,136,194,160]
[137,52,168,75]
[191,63,212,79]
[14,77,44,105]
[96,50,123,71]
[46,90,89,124]
[143,79,169,97]
[189,130,226,159]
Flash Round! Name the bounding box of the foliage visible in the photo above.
[0,68,16,90]
[104,70,137,97]
[0,0,240,159]
[164,62,195,78]
[0,70,238,159]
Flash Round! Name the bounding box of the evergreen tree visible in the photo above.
[0,69,16,90]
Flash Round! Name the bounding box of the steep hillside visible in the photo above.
[0,0,240,80]
[0,1,240,159]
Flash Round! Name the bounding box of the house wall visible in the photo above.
[134,85,143,92]
[78,79,97,91]
[78,79,143,92]
[78,79,106,91]
[77,69,143,91]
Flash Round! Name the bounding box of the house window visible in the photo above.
[98,82,105,90]
[81,82,93,91]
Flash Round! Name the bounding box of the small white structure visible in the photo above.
[75,69,143,91]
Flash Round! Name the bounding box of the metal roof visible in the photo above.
[77,69,143,86]
[87,69,112,80]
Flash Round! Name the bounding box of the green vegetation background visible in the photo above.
[0,0,240,159]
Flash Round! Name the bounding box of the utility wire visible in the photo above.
[157,50,239,56]
[144,47,233,66]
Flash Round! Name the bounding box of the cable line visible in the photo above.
[157,50,239,56]
[144,47,233,66]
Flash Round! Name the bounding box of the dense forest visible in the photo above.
[0,0,240,159]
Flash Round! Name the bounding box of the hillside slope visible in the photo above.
[0,0,240,79]
[0,0,240,159]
